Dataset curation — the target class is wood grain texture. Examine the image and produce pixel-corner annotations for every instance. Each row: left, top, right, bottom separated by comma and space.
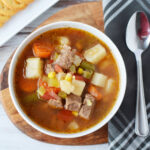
0, 1, 108, 145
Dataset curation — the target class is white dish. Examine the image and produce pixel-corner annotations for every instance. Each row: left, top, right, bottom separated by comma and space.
0, 0, 58, 46
8, 21, 127, 138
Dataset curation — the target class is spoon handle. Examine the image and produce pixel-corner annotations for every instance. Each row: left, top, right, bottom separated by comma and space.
135, 52, 149, 136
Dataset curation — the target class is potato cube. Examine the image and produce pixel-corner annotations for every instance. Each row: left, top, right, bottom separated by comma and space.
60, 80, 74, 94
105, 79, 115, 93
68, 121, 79, 130
84, 44, 107, 64
91, 72, 107, 87
74, 55, 82, 66
58, 36, 70, 45
57, 72, 66, 81
26, 58, 43, 79
72, 79, 86, 96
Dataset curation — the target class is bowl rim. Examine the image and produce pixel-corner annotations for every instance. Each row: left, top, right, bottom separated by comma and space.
8, 21, 127, 138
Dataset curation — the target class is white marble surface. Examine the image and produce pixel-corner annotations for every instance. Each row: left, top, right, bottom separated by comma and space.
0, 0, 108, 149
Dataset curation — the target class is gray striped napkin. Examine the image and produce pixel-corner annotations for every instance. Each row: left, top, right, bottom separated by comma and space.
102, 0, 150, 149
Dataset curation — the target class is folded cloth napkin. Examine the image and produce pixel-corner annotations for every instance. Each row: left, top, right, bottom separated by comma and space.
102, 0, 150, 149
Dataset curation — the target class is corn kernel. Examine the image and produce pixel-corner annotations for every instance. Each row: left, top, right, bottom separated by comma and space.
77, 68, 83, 74
72, 111, 78, 116
48, 72, 56, 79
65, 73, 72, 82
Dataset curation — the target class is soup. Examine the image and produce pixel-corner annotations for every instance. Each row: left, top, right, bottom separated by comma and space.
14, 28, 119, 133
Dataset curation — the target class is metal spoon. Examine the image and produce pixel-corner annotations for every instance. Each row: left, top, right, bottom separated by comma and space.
126, 11, 150, 136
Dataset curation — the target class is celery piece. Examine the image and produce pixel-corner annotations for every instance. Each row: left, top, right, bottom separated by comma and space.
83, 70, 93, 79
48, 78, 60, 88
23, 92, 38, 104
70, 65, 76, 73
58, 91, 67, 99
37, 86, 46, 96
80, 61, 95, 71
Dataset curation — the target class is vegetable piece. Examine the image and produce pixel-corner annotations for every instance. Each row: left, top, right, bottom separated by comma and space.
38, 78, 48, 88
48, 71, 56, 79
83, 70, 93, 79
68, 121, 79, 130
57, 72, 66, 80
58, 91, 67, 99
65, 73, 72, 82
54, 64, 63, 73
39, 78, 60, 93
77, 68, 83, 75
26, 58, 43, 79
74, 55, 82, 66
105, 79, 115, 93
19, 78, 37, 93
41, 91, 53, 100
84, 44, 107, 64
53, 52, 59, 61
37, 86, 46, 96
47, 87, 60, 94
60, 80, 74, 94
98, 59, 111, 71
88, 85, 102, 100
75, 41, 83, 51
41, 89, 60, 100
23, 92, 38, 104
70, 65, 76, 73
57, 109, 73, 122
58, 36, 70, 46
72, 111, 78, 117
47, 78, 60, 88
80, 61, 95, 71
33, 42, 53, 58
72, 79, 86, 96
74, 75, 85, 81
41, 75, 59, 88
91, 72, 107, 87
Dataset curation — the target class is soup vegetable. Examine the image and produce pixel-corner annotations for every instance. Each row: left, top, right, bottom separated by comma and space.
14, 28, 119, 133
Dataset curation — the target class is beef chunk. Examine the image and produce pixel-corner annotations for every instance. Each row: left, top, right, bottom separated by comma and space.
55, 45, 76, 69
79, 94, 95, 120
45, 60, 54, 75
65, 94, 82, 112
48, 97, 63, 109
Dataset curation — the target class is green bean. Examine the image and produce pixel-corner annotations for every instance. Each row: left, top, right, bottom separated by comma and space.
80, 61, 95, 71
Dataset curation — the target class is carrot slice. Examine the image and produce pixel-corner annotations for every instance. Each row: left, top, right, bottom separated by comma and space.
74, 75, 85, 81
54, 64, 63, 73
19, 77, 37, 93
33, 42, 53, 58
88, 85, 102, 100
74, 74, 88, 82
47, 87, 60, 94
57, 109, 73, 122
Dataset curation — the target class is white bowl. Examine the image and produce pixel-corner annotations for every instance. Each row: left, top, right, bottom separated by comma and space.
9, 21, 127, 138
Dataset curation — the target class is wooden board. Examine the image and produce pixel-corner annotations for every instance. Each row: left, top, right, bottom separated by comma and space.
0, 1, 107, 145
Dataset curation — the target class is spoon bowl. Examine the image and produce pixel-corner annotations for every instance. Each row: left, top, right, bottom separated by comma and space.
126, 11, 150, 52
